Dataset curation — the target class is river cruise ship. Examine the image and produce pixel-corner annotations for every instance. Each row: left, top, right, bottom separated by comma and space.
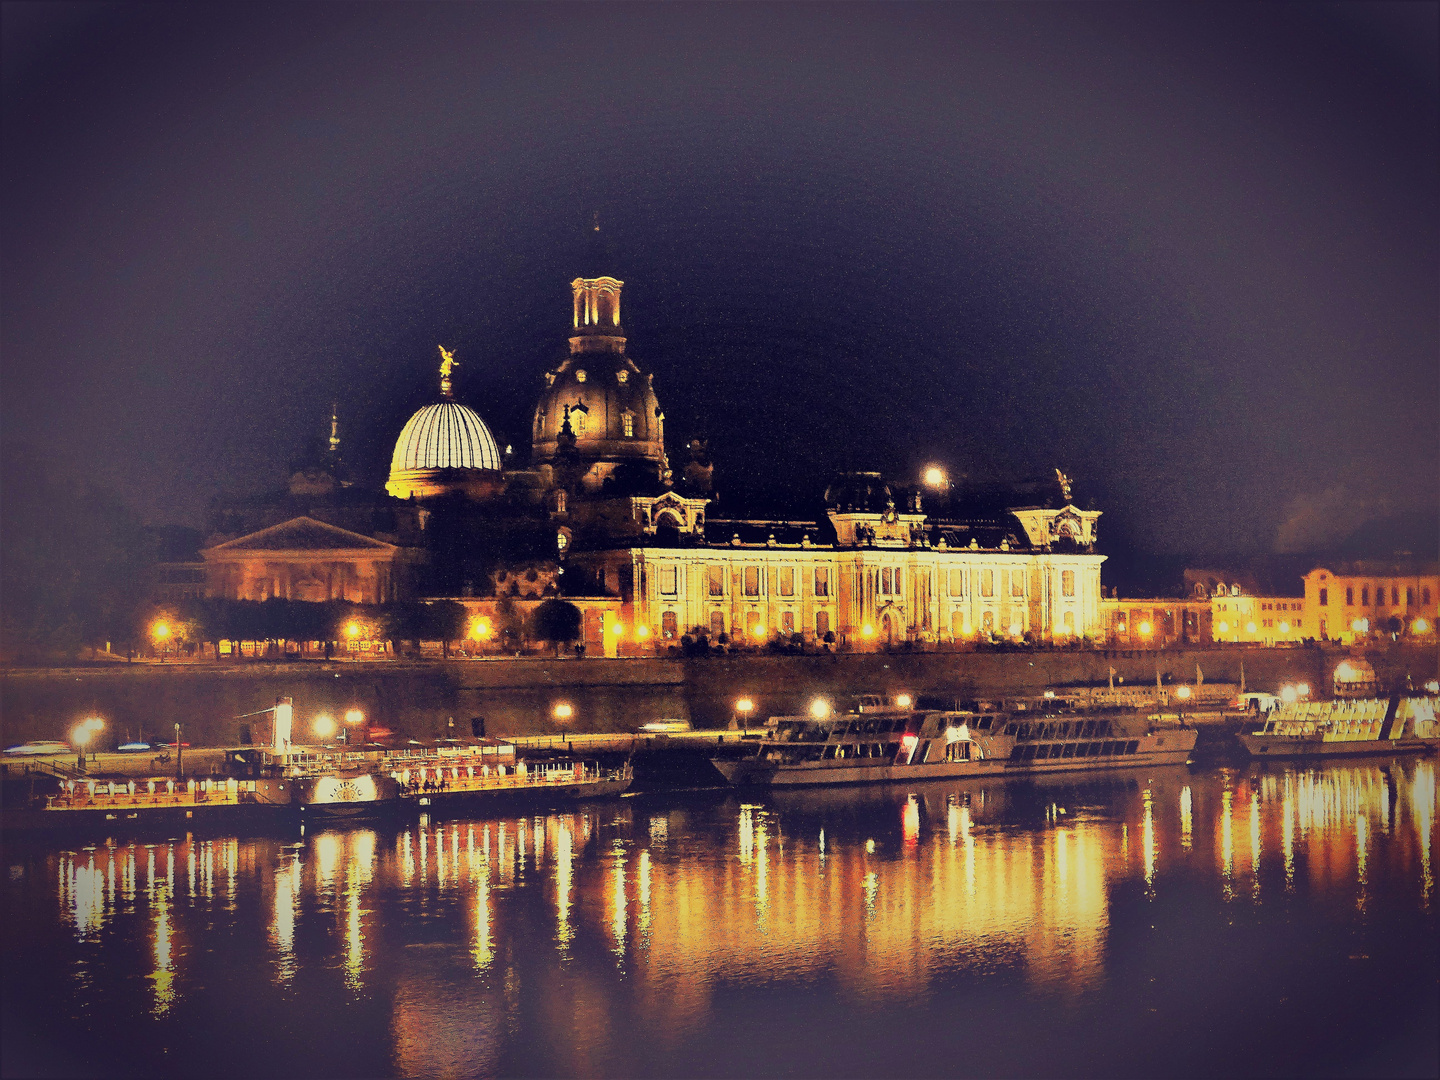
712, 697, 1196, 788
1238, 695, 1439, 759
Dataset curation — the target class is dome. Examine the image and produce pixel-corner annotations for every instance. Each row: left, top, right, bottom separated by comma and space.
386, 400, 503, 500
532, 353, 665, 475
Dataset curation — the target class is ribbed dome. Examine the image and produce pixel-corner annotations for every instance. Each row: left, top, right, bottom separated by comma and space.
391, 401, 502, 474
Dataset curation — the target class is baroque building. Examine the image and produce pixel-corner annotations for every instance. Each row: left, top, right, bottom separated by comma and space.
196, 228, 1111, 651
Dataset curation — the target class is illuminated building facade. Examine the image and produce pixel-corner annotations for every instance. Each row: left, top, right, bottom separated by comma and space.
1303, 563, 1439, 644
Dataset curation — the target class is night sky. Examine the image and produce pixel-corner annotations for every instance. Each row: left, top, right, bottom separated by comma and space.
3, 3, 1436, 558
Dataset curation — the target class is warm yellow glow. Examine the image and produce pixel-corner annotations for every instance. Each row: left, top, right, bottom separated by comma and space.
553, 703, 574, 721
1336, 662, 1355, 680
1245, 621, 1257, 634
1176, 686, 1192, 700
71, 725, 93, 747
636, 625, 650, 640
861, 623, 875, 638
736, 698, 754, 714
1280, 685, 1298, 704
609, 622, 625, 636
1351, 618, 1368, 633
809, 698, 830, 720
152, 621, 170, 641
1138, 620, 1152, 636
1278, 621, 1290, 633
923, 466, 946, 488
1217, 621, 1229, 634
1414, 618, 1432, 634
313, 714, 336, 739
1297, 682, 1310, 697
344, 709, 364, 726
345, 622, 361, 639
895, 693, 913, 709
469, 617, 492, 640
1008, 623, 1022, 637
82, 716, 104, 732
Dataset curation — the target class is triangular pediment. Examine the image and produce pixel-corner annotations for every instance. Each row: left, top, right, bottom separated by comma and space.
203, 516, 397, 555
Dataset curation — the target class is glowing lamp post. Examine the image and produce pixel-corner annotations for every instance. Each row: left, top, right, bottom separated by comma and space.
922, 466, 947, 490
809, 698, 830, 720
895, 693, 913, 709
1413, 618, 1431, 635
469, 617, 492, 642
313, 714, 336, 741
553, 702, 573, 736
735, 697, 754, 732
1175, 685, 1192, 701
152, 620, 171, 662
71, 724, 92, 771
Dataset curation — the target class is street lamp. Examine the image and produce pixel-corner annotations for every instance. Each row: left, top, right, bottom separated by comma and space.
861, 623, 875, 640
1414, 618, 1431, 634
152, 620, 171, 662
174, 722, 183, 781
313, 714, 336, 740
469, 617, 492, 641
809, 698, 830, 720
735, 697, 754, 731
895, 693, 913, 709
1175, 685, 1192, 701
923, 466, 947, 490
71, 724, 92, 771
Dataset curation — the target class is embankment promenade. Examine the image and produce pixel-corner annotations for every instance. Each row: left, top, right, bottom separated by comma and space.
3, 644, 1434, 746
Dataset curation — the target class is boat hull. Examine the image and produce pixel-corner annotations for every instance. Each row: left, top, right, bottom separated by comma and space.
1237, 734, 1437, 759
713, 746, 1193, 787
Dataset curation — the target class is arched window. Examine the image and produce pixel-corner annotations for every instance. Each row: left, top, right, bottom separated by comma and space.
661, 611, 678, 639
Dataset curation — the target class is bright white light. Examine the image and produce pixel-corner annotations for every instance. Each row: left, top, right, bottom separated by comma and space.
553, 703, 574, 721
735, 698, 754, 714
861, 623, 875, 638
1245, 621, 1257, 634
1414, 618, 1431, 634
312, 715, 336, 739
1176, 686, 1192, 700
1280, 685, 1297, 703
1278, 621, 1290, 633
923, 466, 947, 489
809, 698, 830, 720
895, 694, 913, 709
1296, 683, 1310, 697
1217, 621, 1229, 634
344, 709, 364, 726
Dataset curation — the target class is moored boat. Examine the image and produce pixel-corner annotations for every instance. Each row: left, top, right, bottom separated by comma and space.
1238, 695, 1439, 759
712, 697, 1196, 787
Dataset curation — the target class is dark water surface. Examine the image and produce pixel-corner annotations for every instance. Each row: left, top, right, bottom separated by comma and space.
3, 760, 1436, 1078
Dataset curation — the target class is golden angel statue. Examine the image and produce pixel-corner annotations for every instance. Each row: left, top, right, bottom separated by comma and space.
1055, 469, 1073, 503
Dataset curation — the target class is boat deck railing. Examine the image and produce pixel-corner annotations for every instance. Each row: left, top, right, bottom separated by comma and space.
44, 778, 256, 812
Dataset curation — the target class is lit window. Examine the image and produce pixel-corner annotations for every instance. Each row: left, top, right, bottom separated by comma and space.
816, 610, 830, 636
623, 412, 634, 437
949, 568, 965, 596
781, 610, 795, 634
660, 566, 677, 596
1319, 588, 1328, 606
743, 567, 761, 597
1011, 571, 1024, 598
661, 611, 678, 639
617, 370, 628, 384
814, 567, 829, 597
710, 610, 724, 637
981, 570, 994, 598
778, 567, 795, 597
1062, 570, 1075, 597
707, 565, 725, 597
575, 369, 587, 383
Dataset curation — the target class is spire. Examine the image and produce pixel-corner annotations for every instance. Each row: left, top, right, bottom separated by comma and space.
328, 403, 341, 456
438, 345, 458, 398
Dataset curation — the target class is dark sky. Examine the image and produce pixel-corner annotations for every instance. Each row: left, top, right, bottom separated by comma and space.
3, 2, 1436, 556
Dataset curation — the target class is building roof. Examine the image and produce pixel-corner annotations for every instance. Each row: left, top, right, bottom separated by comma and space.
390, 400, 502, 474
203, 516, 398, 555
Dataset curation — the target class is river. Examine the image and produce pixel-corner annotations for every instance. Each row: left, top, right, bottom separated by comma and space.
3, 758, 1436, 1077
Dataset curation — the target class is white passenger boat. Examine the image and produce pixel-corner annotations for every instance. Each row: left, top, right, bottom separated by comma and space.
712, 698, 1196, 787
1238, 695, 1439, 759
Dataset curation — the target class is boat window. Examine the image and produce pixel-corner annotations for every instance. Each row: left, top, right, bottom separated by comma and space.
1062, 743, 1077, 758
1010, 745, 1026, 760
1033, 744, 1050, 759
975, 717, 991, 730
1125, 741, 1140, 754
1004, 723, 1018, 736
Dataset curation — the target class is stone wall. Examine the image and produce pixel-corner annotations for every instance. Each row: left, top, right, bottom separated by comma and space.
2, 644, 1433, 746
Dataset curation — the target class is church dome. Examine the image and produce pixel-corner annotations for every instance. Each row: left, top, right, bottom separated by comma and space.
532, 353, 665, 470
391, 401, 502, 473
386, 352, 505, 500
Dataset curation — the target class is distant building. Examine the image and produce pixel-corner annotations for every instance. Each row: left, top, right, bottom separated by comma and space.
1303, 562, 1438, 644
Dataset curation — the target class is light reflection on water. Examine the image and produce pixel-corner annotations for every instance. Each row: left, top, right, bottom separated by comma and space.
4, 759, 1437, 1078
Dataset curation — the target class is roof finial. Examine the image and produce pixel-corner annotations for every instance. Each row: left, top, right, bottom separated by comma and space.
1055, 468, 1073, 503
328, 402, 340, 455
438, 345, 458, 398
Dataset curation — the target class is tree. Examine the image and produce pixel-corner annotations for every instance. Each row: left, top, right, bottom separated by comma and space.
530, 599, 582, 655
420, 600, 468, 658
494, 594, 523, 653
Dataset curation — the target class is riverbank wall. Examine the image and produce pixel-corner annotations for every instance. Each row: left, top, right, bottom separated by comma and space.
3, 644, 1434, 745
